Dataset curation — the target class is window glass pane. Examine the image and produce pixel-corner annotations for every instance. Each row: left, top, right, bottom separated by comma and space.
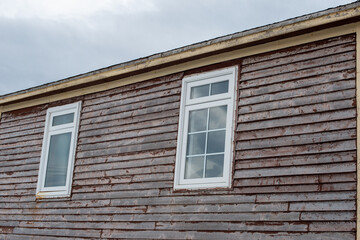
188, 109, 207, 133
209, 105, 227, 130
44, 132, 72, 187
207, 130, 225, 153
205, 154, 224, 178
187, 133, 206, 155
52, 113, 74, 126
211, 80, 229, 95
190, 84, 209, 99
185, 156, 204, 179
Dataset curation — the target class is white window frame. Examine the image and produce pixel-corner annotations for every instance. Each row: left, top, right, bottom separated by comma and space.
174, 66, 237, 190
36, 101, 82, 198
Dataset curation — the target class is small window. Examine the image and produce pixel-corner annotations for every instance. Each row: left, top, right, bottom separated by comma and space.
174, 67, 237, 190
36, 102, 81, 198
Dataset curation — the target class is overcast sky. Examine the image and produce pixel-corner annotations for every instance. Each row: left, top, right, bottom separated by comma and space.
0, 0, 356, 96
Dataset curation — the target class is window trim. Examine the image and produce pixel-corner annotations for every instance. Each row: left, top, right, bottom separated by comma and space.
36, 101, 81, 198
174, 66, 237, 190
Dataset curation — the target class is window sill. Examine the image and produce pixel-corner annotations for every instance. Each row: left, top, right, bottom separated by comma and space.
36, 191, 71, 200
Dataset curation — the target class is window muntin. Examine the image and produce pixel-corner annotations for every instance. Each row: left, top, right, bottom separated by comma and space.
36, 101, 81, 198
174, 67, 237, 190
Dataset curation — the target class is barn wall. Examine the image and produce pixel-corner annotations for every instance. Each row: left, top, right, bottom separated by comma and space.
0, 34, 356, 239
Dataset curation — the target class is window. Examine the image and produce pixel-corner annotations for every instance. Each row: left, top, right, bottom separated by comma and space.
174, 67, 237, 190
36, 102, 81, 198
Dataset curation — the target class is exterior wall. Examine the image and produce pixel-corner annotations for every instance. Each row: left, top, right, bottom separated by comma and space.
0, 34, 356, 239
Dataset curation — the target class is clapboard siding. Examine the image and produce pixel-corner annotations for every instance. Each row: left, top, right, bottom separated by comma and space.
234, 34, 356, 239
0, 34, 356, 239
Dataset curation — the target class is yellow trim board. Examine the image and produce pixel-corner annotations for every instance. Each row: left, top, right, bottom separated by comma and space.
356, 24, 360, 240
1, 22, 357, 113
1, 5, 360, 106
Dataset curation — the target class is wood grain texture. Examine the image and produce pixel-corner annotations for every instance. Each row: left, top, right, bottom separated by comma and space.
0, 35, 356, 239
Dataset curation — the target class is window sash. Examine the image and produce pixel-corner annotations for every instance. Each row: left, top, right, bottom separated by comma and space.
179, 99, 234, 186
174, 67, 237, 190
41, 128, 75, 192
36, 101, 81, 198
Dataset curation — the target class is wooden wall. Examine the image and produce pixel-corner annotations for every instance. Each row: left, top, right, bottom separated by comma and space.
0, 34, 356, 239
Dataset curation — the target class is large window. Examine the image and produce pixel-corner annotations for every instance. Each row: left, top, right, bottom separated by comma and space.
174, 67, 237, 190
36, 102, 81, 198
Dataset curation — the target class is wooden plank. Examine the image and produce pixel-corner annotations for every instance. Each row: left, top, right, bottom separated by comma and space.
242, 35, 355, 65
239, 98, 355, 123
0, 133, 43, 145
0, 139, 42, 152
78, 123, 178, 146
0, 121, 44, 135
0, 169, 39, 179
155, 221, 308, 232
240, 60, 355, 89
235, 173, 356, 187
234, 183, 355, 194
0, 163, 39, 174
81, 101, 180, 125
0, 182, 35, 191
72, 181, 173, 193
0, 127, 43, 141
0, 108, 46, 124
76, 140, 177, 159
78, 131, 177, 151
71, 189, 160, 200
110, 194, 255, 207
12, 227, 101, 238
0, 114, 45, 131
79, 116, 179, 139
239, 80, 355, 107
75, 148, 175, 166
239, 89, 354, 116
237, 119, 355, 141
73, 164, 173, 180
234, 175, 320, 187
146, 203, 288, 213
79, 108, 179, 132
300, 211, 355, 221
239, 69, 355, 98
235, 151, 356, 169
74, 155, 174, 173
0, 234, 87, 240
241, 51, 355, 81
241, 40, 355, 73
309, 221, 355, 231
289, 200, 355, 211
237, 109, 356, 132
256, 191, 356, 203
82, 72, 183, 102
0, 157, 39, 168
0, 176, 37, 186
0, 199, 111, 209
234, 162, 355, 178
236, 129, 356, 150
0, 145, 42, 157
82, 84, 181, 113
17, 221, 155, 231
0, 150, 40, 161
81, 95, 180, 119
236, 140, 356, 160
100, 230, 355, 240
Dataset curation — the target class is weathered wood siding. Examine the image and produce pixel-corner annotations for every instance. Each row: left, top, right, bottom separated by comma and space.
0, 34, 356, 239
